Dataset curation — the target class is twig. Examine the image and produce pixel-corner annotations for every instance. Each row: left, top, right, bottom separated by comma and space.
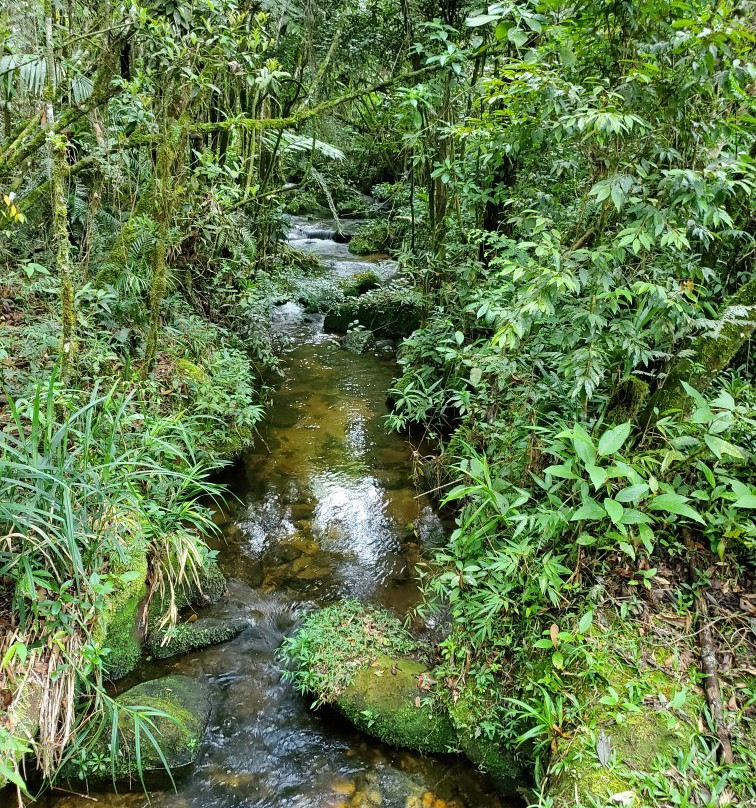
683, 528, 734, 764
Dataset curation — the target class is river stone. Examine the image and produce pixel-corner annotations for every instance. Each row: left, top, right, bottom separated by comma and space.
448, 689, 523, 797
335, 654, 457, 753
324, 299, 421, 339
343, 329, 375, 354
64, 676, 210, 784
147, 617, 248, 660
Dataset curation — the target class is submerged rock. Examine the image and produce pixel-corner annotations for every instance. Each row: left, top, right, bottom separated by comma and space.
65, 676, 210, 784
335, 654, 457, 753
147, 617, 248, 660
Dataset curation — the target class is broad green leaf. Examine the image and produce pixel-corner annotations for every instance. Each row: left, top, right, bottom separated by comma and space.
647, 493, 705, 524
615, 483, 648, 503
704, 434, 746, 460
578, 611, 594, 634
571, 499, 606, 521
586, 464, 608, 489
603, 498, 624, 524
466, 13, 499, 26
508, 27, 529, 47
733, 493, 756, 509
544, 463, 578, 480
598, 423, 632, 457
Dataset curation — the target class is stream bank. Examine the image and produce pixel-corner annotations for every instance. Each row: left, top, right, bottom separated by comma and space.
11, 219, 516, 808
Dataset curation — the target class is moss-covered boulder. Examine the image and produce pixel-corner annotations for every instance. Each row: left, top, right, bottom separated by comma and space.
348, 220, 393, 255
96, 539, 149, 680
447, 686, 524, 797
147, 617, 247, 660
546, 648, 702, 807
343, 329, 375, 354
280, 601, 456, 754
324, 297, 421, 339
147, 557, 227, 630
336, 654, 457, 753
341, 271, 381, 297
67, 676, 210, 784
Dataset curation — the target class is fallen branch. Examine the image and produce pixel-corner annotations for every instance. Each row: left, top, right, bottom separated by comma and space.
684, 528, 734, 764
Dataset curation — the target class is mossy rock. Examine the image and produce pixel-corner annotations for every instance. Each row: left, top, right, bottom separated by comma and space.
65, 676, 210, 785
324, 299, 421, 339
447, 687, 523, 797
147, 617, 248, 660
348, 220, 393, 255
147, 557, 227, 629
335, 654, 457, 753
546, 652, 702, 807
343, 329, 375, 354
96, 539, 149, 680
341, 271, 380, 298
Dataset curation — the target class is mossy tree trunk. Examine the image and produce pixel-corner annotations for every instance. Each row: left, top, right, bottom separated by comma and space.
640, 274, 756, 427
142, 127, 180, 376
44, 0, 77, 374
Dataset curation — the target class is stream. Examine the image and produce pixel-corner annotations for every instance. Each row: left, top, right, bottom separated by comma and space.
35, 219, 512, 808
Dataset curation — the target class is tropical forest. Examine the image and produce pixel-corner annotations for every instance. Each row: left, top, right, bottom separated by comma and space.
0, 1, 754, 806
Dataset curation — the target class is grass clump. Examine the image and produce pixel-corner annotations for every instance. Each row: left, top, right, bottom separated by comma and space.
280, 600, 421, 706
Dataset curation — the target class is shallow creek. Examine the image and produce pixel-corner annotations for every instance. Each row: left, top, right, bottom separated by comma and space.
38, 219, 513, 808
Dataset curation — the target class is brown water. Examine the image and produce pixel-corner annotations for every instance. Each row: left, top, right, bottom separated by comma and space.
18, 220, 512, 808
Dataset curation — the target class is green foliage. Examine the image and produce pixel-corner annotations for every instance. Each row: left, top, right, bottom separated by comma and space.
279, 600, 421, 706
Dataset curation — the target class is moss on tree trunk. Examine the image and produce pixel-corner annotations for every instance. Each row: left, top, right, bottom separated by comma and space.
640, 274, 756, 427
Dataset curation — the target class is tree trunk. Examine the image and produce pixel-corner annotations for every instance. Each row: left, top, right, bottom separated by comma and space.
640, 274, 756, 427
44, 0, 76, 374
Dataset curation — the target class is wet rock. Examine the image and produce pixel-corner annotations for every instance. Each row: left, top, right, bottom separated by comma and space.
343, 329, 375, 354
64, 676, 210, 784
373, 339, 396, 358
96, 538, 148, 680
147, 617, 248, 660
341, 271, 381, 297
324, 299, 421, 340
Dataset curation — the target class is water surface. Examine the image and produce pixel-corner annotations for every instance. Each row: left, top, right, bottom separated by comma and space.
21, 221, 512, 808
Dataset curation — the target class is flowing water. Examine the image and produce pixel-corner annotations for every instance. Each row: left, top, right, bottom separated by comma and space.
27, 218, 513, 808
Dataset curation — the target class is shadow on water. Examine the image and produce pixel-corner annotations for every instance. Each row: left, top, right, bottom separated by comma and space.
20, 219, 517, 808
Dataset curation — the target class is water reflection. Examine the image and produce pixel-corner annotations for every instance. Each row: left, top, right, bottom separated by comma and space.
15, 221, 513, 808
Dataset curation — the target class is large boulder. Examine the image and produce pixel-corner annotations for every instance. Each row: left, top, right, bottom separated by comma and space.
447, 686, 524, 797
324, 298, 421, 339
335, 654, 457, 753
281, 601, 456, 754
66, 676, 210, 784
96, 539, 149, 680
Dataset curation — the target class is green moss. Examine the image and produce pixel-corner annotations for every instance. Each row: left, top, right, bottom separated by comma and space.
336, 655, 458, 753
147, 557, 227, 628
96, 539, 149, 680
65, 676, 210, 784
147, 617, 247, 660
348, 220, 393, 255
447, 686, 523, 797
606, 376, 649, 425
547, 649, 701, 807
324, 298, 421, 339
641, 274, 756, 425
343, 329, 375, 354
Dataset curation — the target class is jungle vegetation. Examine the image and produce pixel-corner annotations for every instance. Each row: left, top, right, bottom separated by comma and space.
0, 0, 754, 805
